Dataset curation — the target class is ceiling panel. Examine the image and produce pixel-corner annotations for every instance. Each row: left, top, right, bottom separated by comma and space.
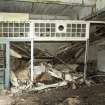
0, 1, 32, 13
0, 1, 92, 18
32, 3, 68, 15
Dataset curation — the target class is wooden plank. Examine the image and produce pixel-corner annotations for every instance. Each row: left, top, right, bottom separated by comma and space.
10, 49, 22, 58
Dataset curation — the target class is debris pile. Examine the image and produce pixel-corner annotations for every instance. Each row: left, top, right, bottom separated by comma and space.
10, 61, 88, 96
9, 42, 95, 96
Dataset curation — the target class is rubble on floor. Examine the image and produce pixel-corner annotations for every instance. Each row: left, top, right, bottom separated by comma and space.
13, 83, 105, 105
9, 42, 96, 96
54, 64, 79, 73
10, 61, 95, 96
57, 97, 80, 105
0, 95, 14, 105
10, 71, 19, 87
34, 63, 82, 82
9, 60, 104, 105
32, 81, 68, 91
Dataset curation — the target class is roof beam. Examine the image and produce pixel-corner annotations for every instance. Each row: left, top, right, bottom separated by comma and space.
29, 14, 74, 20
16, 0, 96, 7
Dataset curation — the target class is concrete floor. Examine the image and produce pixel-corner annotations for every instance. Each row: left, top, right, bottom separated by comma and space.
0, 95, 14, 105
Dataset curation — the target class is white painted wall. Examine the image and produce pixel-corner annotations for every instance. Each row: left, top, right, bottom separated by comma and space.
77, 45, 97, 63
77, 42, 105, 72
97, 45, 105, 72
76, 0, 105, 19
83, 0, 96, 5
78, 7, 92, 19
0, 12, 29, 21
97, 49, 105, 72
96, 0, 105, 11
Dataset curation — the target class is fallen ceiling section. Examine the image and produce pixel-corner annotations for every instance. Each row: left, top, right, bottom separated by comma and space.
10, 41, 86, 94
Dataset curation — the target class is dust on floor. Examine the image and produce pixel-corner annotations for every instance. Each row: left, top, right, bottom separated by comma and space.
0, 95, 14, 105
12, 83, 105, 105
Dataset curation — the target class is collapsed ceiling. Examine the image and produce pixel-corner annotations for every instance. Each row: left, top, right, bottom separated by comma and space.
2, 0, 105, 64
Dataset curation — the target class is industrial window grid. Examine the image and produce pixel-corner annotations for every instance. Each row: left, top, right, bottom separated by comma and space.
0, 44, 6, 68
0, 44, 6, 85
0, 22, 30, 37
34, 23, 87, 38
0, 21, 88, 40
